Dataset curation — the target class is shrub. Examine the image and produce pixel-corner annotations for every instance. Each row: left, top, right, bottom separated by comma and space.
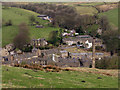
95, 56, 118, 69
22, 46, 33, 52
21, 61, 27, 66
5, 20, 12, 26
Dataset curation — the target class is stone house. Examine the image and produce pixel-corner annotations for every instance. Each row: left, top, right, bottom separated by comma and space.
32, 38, 48, 47
63, 35, 103, 48
2, 48, 9, 56
63, 36, 93, 48
5, 44, 15, 52
94, 38, 103, 46
62, 29, 79, 37
60, 50, 68, 58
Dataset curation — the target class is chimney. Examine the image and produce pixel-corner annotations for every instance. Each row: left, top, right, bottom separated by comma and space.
92, 38, 95, 68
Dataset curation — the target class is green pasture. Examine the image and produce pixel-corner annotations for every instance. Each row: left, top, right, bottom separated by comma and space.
2, 65, 118, 88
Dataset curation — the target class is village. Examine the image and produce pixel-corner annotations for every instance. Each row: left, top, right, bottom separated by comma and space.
1, 2, 119, 88
1, 14, 110, 68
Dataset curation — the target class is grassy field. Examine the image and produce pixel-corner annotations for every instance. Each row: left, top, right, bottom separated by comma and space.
75, 6, 98, 15
2, 26, 59, 46
2, 7, 47, 25
2, 65, 118, 88
77, 2, 105, 6
2, 7, 59, 47
99, 8, 118, 28
47, 2, 98, 15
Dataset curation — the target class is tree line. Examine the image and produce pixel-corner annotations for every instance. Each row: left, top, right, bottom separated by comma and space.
11, 3, 97, 31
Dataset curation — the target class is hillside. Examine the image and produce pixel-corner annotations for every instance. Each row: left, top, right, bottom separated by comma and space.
75, 6, 98, 15
2, 3, 118, 47
2, 65, 118, 88
99, 8, 118, 28
2, 7, 59, 47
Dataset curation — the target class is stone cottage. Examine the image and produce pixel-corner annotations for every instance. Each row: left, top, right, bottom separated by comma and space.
32, 38, 48, 47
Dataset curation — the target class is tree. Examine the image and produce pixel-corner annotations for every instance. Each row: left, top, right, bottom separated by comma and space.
101, 30, 119, 56
13, 23, 30, 50
99, 16, 111, 32
5, 20, 12, 26
58, 28, 63, 45
49, 31, 59, 46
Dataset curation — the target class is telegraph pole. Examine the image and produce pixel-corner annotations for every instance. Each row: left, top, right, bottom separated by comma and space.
92, 38, 95, 68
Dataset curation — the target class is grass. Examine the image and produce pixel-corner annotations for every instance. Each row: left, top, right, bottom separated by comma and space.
75, 6, 98, 15
99, 8, 118, 28
2, 7, 59, 47
2, 7, 47, 25
47, 2, 98, 15
2, 26, 59, 46
2, 65, 118, 88
78, 2, 105, 6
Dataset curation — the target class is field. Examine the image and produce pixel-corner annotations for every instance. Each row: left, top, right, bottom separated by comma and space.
2, 7, 47, 25
2, 7, 59, 47
99, 8, 118, 28
49, 2, 99, 15
75, 6, 98, 15
77, 2, 105, 6
2, 65, 118, 88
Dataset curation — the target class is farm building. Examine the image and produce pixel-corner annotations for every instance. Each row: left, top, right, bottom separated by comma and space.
62, 29, 79, 37
37, 15, 52, 22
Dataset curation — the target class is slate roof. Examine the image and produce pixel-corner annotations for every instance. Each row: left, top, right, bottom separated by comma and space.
63, 37, 93, 43
37, 15, 47, 17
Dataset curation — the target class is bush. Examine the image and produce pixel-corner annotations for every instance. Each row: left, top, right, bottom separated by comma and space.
95, 56, 118, 69
22, 46, 33, 52
39, 46, 45, 50
21, 61, 27, 66
5, 20, 12, 26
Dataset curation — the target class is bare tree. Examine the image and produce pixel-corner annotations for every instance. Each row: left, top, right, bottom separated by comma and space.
99, 16, 111, 32
13, 23, 30, 50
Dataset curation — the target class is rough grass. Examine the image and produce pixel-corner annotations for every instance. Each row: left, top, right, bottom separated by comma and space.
2, 65, 118, 88
75, 6, 98, 15
2, 7, 59, 47
99, 8, 118, 28
78, 2, 105, 6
